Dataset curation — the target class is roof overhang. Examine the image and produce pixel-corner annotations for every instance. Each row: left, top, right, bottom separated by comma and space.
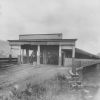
8, 39, 77, 46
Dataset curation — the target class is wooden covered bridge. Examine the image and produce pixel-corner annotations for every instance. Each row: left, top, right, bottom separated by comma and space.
8, 33, 100, 78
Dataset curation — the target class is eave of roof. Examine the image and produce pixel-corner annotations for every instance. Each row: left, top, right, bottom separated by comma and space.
8, 39, 77, 42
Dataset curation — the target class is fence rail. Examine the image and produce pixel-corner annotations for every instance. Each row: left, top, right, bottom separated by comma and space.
0, 58, 18, 67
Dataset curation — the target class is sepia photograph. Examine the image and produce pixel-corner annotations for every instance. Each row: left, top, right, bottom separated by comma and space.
0, 0, 100, 100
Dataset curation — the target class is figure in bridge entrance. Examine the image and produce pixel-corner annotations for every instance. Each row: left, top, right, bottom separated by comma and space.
29, 51, 37, 65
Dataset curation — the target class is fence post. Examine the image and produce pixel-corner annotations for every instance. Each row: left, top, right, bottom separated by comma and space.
9, 54, 12, 63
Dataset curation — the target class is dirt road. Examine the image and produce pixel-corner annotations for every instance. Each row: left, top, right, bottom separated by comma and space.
0, 64, 70, 91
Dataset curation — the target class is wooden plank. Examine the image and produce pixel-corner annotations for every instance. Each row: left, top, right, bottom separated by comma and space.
19, 33, 62, 40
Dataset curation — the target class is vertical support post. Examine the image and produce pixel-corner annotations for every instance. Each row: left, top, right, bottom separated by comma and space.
26, 49, 29, 63
63, 52, 65, 66
18, 46, 21, 64
43, 49, 47, 64
20, 47, 24, 64
37, 45, 40, 65
59, 45, 62, 66
22, 49, 24, 64
72, 46, 76, 74
72, 46, 75, 58
9, 46, 12, 63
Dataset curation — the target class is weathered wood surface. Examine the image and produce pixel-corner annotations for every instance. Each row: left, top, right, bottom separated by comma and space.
75, 59, 100, 70
0, 58, 18, 68
64, 58, 100, 70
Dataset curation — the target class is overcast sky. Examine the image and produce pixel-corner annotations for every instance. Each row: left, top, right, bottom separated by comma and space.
0, 0, 100, 54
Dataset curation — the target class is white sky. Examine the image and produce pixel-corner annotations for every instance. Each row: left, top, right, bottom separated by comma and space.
0, 0, 100, 54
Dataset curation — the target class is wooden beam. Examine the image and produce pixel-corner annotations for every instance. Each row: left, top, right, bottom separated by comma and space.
59, 45, 62, 66
37, 45, 40, 65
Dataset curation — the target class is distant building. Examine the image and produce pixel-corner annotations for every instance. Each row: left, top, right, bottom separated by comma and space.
8, 33, 99, 66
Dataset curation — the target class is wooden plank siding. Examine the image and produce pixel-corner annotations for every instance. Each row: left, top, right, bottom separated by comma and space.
19, 33, 63, 40
76, 59, 100, 70
64, 58, 100, 70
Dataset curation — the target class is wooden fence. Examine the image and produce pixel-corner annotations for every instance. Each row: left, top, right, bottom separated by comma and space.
0, 58, 18, 67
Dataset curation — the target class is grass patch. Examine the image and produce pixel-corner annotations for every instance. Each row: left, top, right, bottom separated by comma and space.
0, 72, 74, 100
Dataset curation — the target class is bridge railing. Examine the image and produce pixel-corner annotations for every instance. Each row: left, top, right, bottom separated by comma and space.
74, 59, 100, 70
64, 58, 100, 69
